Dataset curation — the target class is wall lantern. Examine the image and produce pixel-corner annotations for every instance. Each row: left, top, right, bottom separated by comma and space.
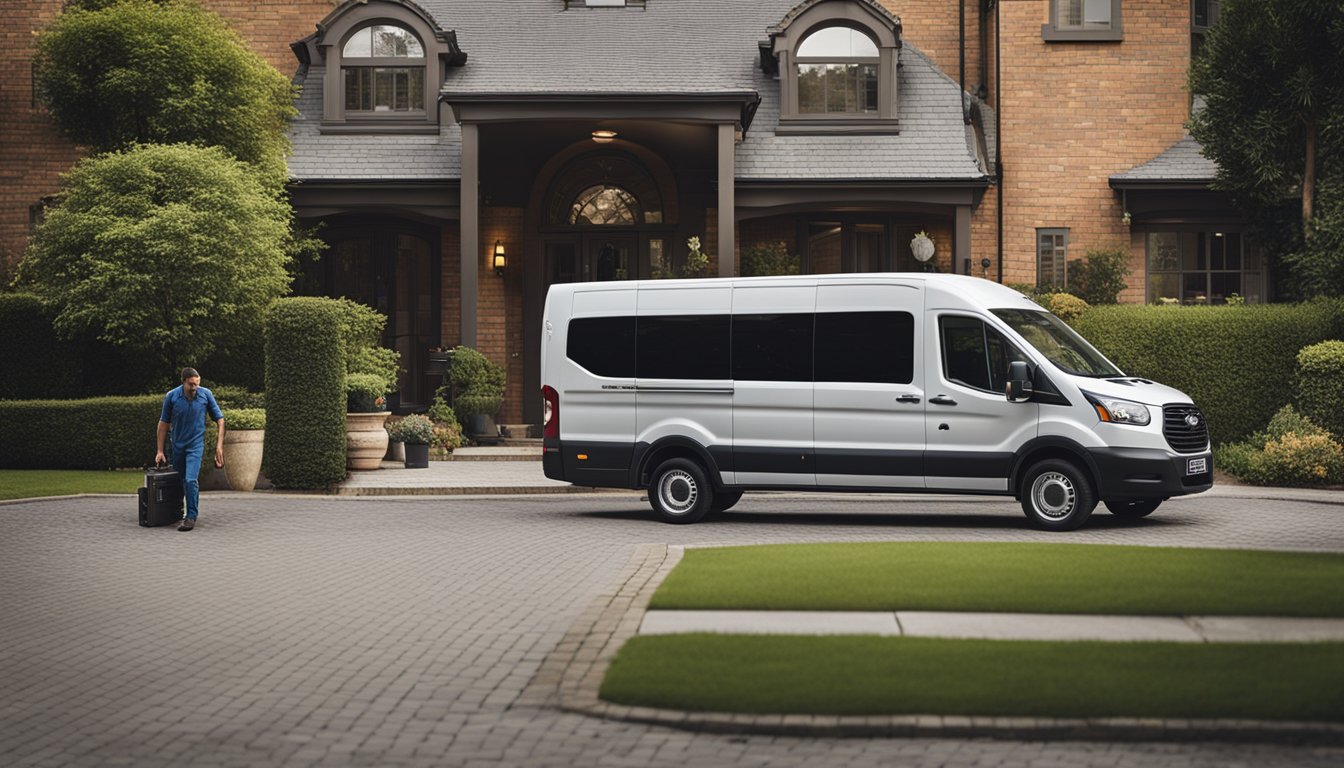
591, 129, 618, 144
492, 240, 506, 276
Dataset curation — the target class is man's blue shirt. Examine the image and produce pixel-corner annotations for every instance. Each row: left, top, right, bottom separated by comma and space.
160, 385, 224, 452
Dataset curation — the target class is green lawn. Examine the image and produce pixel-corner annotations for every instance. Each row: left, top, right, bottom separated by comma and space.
601, 635, 1344, 721
0, 469, 141, 500
650, 542, 1344, 617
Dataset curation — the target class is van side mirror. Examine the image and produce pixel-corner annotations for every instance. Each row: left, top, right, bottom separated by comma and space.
1006, 360, 1034, 403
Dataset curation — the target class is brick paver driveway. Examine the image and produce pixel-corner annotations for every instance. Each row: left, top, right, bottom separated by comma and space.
2, 491, 1342, 767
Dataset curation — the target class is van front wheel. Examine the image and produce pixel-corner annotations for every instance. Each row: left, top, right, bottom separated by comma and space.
1020, 459, 1096, 531
649, 458, 713, 524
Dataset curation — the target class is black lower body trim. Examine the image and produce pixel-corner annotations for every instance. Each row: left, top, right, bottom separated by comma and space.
1087, 447, 1213, 501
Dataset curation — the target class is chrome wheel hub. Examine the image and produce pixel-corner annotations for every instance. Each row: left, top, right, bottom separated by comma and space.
658, 470, 698, 515
1031, 471, 1076, 520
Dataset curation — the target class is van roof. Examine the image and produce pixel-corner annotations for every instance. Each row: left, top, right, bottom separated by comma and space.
547, 273, 1036, 310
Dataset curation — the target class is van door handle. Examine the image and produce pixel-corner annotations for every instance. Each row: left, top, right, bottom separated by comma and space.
895, 394, 921, 403
929, 395, 958, 406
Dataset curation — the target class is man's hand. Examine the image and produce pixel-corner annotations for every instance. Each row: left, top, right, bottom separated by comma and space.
215, 446, 225, 469
154, 451, 165, 467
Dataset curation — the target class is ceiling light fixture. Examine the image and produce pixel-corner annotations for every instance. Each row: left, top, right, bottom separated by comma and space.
591, 129, 618, 143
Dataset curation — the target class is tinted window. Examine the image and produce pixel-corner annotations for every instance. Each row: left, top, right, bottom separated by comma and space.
815, 311, 914, 384
941, 315, 1030, 392
732, 314, 813, 382
637, 315, 730, 380
567, 316, 635, 377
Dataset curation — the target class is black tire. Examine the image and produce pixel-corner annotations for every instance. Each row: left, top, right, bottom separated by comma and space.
648, 458, 714, 524
1105, 499, 1162, 518
1019, 458, 1097, 531
710, 490, 744, 514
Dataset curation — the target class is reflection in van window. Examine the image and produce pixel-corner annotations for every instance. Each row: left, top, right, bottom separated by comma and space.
637, 315, 730, 380
991, 309, 1120, 377
815, 312, 914, 384
733, 314, 813, 382
940, 315, 1030, 392
567, 316, 636, 377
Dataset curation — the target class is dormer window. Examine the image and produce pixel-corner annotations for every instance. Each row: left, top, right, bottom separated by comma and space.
766, 0, 901, 135
796, 26, 879, 114
342, 24, 426, 113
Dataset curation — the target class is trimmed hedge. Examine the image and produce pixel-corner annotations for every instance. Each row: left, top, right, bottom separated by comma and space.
0, 395, 161, 469
262, 298, 346, 489
1071, 302, 1344, 445
1297, 341, 1344, 439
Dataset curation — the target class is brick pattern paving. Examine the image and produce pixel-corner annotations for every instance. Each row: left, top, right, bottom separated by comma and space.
1, 492, 1342, 767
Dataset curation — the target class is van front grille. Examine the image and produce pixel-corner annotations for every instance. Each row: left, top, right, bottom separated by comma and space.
1163, 405, 1209, 453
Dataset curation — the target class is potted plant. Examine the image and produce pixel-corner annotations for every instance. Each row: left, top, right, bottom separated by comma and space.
345, 372, 390, 470
427, 396, 464, 459
446, 346, 506, 440
221, 407, 266, 491
388, 413, 434, 468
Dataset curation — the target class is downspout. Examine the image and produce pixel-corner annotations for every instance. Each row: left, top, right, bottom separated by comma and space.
978, 0, 989, 98
959, 0, 966, 95
995, 0, 1003, 284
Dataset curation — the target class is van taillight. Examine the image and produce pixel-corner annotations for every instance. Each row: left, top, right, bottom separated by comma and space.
542, 385, 559, 439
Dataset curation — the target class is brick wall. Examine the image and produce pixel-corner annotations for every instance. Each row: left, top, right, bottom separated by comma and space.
997, 0, 1189, 292
480, 207, 525, 425
882, 0, 988, 98
1, 1, 330, 267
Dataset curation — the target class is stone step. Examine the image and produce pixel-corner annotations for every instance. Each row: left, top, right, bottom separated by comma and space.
449, 446, 543, 462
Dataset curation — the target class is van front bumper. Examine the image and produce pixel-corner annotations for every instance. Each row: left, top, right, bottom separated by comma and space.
1086, 446, 1213, 501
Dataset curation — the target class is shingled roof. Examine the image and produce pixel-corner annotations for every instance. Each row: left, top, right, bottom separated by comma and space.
287, 0, 990, 184
1110, 135, 1218, 186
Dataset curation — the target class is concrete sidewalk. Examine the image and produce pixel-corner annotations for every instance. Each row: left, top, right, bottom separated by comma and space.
638, 609, 1344, 642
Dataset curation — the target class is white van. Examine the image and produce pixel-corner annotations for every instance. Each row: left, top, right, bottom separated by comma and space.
539, 274, 1212, 531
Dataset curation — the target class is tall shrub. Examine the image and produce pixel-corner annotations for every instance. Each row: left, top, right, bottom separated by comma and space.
1071, 301, 1344, 444
263, 298, 346, 489
1297, 340, 1344, 439
1066, 246, 1130, 305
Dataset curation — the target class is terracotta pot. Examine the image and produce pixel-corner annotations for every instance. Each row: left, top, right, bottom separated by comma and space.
223, 429, 265, 491
346, 412, 391, 470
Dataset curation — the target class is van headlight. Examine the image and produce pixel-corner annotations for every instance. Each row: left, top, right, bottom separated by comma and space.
1083, 392, 1151, 426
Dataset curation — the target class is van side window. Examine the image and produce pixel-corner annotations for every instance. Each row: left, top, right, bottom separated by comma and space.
567, 316, 636, 377
638, 315, 730, 379
814, 311, 914, 384
732, 314, 813, 382
940, 315, 1029, 392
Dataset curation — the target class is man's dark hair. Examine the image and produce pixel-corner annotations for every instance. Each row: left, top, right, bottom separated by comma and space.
181, 367, 200, 381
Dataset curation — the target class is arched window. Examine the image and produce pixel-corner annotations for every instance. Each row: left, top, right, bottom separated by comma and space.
796, 26, 879, 114
571, 185, 641, 225
342, 24, 426, 113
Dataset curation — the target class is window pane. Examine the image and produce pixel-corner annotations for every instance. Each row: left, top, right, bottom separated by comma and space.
1147, 232, 1180, 272
862, 64, 878, 111
985, 327, 1030, 392
798, 64, 826, 113
571, 185, 640, 225
637, 315, 730, 380
568, 317, 636, 377
343, 28, 371, 58
1149, 273, 1179, 304
941, 315, 992, 391
815, 311, 914, 384
1223, 232, 1242, 270
1083, 0, 1112, 26
1183, 273, 1208, 303
798, 26, 879, 58
732, 314, 813, 382
1210, 273, 1241, 304
370, 25, 424, 58
1037, 230, 1066, 289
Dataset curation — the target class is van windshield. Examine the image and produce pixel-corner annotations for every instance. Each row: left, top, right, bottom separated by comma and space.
990, 309, 1122, 377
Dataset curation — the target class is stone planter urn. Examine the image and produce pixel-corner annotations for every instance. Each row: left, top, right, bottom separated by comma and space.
346, 412, 391, 470
223, 429, 265, 491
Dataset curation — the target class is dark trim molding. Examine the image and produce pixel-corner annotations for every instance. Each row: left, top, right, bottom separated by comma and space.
441, 91, 763, 131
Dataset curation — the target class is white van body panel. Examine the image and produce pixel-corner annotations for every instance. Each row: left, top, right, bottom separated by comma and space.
561, 287, 636, 446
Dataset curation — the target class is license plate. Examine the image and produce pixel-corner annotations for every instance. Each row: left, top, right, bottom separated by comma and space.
1187, 457, 1208, 475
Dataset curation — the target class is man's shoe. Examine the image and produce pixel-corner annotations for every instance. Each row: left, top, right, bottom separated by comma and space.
178, 517, 195, 532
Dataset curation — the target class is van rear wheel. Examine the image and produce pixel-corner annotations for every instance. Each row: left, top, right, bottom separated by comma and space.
1020, 459, 1096, 531
1105, 499, 1162, 518
649, 458, 713, 524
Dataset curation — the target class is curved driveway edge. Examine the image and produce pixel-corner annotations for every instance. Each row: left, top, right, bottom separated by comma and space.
547, 544, 1344, 745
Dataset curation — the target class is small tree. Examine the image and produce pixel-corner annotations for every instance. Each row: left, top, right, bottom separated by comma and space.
1066, 246, 1130, 305
17, 143, 310, 373
33, 0, 297, 188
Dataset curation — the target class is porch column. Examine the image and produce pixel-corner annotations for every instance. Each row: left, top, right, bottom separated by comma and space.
955, 203, 972, 276
717, 123, 736, 278
460, 122, 479, 347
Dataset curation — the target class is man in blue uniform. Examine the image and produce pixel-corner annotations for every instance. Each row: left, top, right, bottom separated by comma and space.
155, 368, 225, 532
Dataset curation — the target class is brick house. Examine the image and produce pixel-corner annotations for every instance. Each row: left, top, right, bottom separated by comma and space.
4, 0, 1253, 427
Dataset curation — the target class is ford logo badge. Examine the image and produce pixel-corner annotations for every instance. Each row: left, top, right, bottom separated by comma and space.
1185, 414, 1200, 428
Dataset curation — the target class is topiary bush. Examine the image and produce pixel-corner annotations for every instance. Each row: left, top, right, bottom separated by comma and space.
263, 298, 346, 489
1066, 246, 1130, 305
1034, 292, 1090, 322
0, 395, 161, 469
1071, 301, 1344, 444
1297, 340, 1344, 439
446, 346, 505, 419
740, 242, 800, 277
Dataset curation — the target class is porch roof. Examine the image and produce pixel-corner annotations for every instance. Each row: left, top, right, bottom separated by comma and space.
1110, 135, 1218, 188
286, 0, 989, 184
